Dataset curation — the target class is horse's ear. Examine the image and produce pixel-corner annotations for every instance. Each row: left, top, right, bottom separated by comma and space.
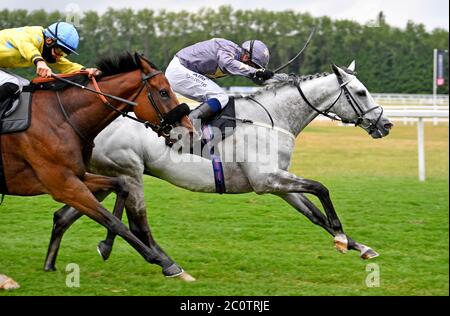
133, 52, 142, 67
331, 64, 341, 77
348, 60, 356, 72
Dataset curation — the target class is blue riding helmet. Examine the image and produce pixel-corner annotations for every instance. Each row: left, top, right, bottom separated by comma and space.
43, 22, 80, 55
241, 40, 270, 69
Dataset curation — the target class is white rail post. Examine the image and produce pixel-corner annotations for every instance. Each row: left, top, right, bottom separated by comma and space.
433, 49, 438, 126
417, 118, 426, 182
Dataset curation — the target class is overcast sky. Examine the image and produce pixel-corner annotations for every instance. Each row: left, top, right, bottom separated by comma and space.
1, 0, 448, 31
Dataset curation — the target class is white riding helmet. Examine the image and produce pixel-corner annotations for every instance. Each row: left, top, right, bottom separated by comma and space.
241, 40, 270, 69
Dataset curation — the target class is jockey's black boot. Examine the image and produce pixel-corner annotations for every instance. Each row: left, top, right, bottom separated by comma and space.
188, 102, 217, 124
0, 83, 20, 103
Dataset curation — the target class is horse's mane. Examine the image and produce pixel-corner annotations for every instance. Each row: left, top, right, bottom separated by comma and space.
237, 72, 332, 99
96, 51, 159, 77
96, 51, 142, 77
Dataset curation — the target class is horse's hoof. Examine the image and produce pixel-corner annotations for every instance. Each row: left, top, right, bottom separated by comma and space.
361, 248, 379, 260
334, 234, 348, 253
177, 271, 196, 282
0, 275, 20, 290
163, 263, 195, 281
97, 241, 112, 261
44, 264, 57, 272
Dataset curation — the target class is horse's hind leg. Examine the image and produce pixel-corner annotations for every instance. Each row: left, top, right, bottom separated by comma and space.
43, 172, 187, 279
45, 205, 82, 271
44, 190, 111, 271
98, 176, 146, 259
45, 173, 128, 271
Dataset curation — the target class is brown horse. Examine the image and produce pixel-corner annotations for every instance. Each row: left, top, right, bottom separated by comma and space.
0, 52, 194, 287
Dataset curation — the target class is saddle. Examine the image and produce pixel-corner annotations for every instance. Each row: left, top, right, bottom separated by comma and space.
203, 96, 236, 140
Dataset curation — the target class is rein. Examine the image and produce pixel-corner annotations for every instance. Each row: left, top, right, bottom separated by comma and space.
55, 91, 96, 148
246, 96, 274, 128
90, 72, 163, 131
222, 72, 383, 139
52, 68, 180, 147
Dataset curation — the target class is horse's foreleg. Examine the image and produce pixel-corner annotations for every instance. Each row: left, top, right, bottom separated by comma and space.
277, 193, 378, 259
246, 168, 345, 233
277, 193, 335, 236
244, 166, 377, 258
96, 177, 195, 281
276, 189, 346, 251
0, 274, 20, 290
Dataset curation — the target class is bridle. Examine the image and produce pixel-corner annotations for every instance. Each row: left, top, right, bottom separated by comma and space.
295, 72, 383, 135
92, 67, 181, 138
130, 69, 170, 131
54, 62, 186, 149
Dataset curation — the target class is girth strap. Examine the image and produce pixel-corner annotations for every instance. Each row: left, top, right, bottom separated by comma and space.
202, 124, 226, 194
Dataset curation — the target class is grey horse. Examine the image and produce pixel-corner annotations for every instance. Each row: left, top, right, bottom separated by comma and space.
44, 62, 393, 281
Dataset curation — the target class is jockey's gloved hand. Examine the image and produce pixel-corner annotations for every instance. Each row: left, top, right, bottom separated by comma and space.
252, 69, 274, 85
255, 69, 274, 80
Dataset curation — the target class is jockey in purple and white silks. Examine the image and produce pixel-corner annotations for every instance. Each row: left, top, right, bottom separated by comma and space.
165, 38, 274, 123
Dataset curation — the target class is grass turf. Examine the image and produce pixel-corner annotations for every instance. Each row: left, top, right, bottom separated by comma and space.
0, 121, 448, 296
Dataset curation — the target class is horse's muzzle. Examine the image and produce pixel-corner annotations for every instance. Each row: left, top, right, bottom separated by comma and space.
371, 119, 394, 139
162, 103, 191, 127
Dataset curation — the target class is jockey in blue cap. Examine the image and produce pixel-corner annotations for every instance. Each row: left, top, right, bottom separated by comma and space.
0, 22, 99, 104
165, 38, 274, 124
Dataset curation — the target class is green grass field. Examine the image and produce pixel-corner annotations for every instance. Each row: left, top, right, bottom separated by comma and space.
0, 121, 448, 296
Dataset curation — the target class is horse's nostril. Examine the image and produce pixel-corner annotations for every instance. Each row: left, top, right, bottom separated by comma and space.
385, 123, 394, 130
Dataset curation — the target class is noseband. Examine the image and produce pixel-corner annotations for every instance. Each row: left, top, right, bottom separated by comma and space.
295, 74, 383, 135
130, 69, 178, 137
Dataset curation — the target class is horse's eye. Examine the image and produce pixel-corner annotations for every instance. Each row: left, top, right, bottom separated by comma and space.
159, 90, 169, 98
357, 90, 367, 97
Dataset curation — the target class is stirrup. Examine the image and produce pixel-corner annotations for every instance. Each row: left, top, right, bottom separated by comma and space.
4, 98, 20, 117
